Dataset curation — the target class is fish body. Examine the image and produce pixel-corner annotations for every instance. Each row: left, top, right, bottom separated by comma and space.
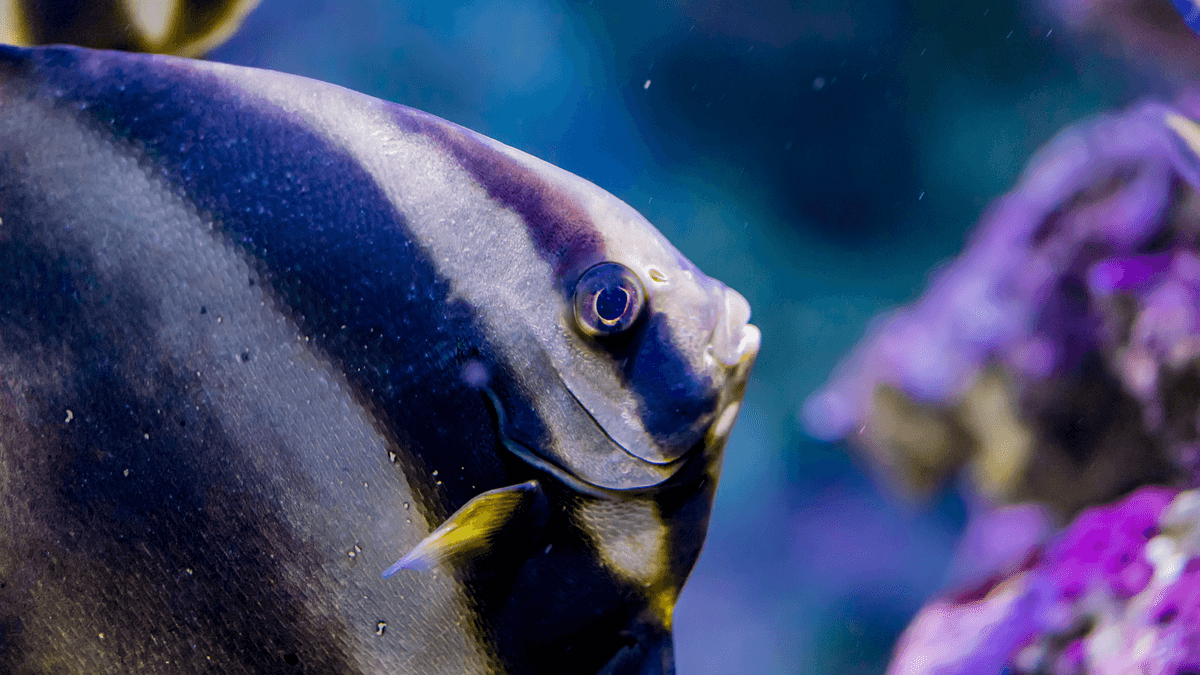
0, 46, 758, 674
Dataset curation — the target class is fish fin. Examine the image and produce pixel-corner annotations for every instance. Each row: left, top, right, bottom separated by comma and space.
383, 480, 544, 578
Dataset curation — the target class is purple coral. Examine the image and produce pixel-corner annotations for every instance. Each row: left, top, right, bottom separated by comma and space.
889, 486, 1196, 675
803, 99, 1200, 512
804, 97, 1200, 673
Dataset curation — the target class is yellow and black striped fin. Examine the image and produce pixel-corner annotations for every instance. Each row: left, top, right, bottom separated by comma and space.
383, 481, 546, 577
0, 0, 261, 56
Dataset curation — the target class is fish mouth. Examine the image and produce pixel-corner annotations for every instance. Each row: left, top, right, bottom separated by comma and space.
708, 286, 761, 369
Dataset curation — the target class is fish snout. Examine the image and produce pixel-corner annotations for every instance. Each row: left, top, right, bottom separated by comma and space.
707, 286, 761, 368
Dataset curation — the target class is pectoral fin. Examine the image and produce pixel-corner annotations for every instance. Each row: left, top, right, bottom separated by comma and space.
383, 480, 546, 578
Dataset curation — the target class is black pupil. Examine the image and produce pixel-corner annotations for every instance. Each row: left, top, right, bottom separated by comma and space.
595, 286, 629, 323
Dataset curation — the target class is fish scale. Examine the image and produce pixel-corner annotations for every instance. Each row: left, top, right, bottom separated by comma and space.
0, 44, 758, 675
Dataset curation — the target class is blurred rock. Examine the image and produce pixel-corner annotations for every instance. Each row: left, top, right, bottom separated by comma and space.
804, 98, 1200, 516
1048, 0, 1200, 83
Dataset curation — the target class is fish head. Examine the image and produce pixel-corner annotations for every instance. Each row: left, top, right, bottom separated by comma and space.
455, 133, 760, 493
378, 107, 761, 672
554, 194, 761, 469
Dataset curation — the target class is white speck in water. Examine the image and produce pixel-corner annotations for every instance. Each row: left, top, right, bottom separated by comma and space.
65, 409, 73, 423
643, 80, 651, 90
144, 433, 150, 440
123, 469, 130, 477
812, 77, 825, 91
1006, 30, 1013, 39
919, 192, 925, 200
1046, 29, 1052, 37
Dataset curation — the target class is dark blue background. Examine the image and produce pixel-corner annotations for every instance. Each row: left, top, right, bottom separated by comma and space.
208, 1, 1141, 672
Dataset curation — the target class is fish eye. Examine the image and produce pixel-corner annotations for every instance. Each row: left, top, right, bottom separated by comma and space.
573, 263, 645, 337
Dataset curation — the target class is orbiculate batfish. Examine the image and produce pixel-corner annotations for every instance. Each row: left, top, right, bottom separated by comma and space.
0, 45, 760, 674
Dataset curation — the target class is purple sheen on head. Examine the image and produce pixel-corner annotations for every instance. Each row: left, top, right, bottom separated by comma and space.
388, 106, 604, 281
1087, 252, 1174, 297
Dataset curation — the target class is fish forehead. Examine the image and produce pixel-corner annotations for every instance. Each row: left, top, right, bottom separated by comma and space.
0, 68, 490, 672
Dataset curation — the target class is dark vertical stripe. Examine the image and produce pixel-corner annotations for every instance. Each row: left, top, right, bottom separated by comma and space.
0, 192, 352, 673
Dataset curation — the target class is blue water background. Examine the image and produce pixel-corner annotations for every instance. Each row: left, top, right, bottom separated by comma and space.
210, 1, 1140, 672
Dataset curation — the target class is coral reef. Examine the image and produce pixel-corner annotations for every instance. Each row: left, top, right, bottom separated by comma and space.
804, 99, 1200, 516
888, 486, 1200, 675
804, 93, 1200, 674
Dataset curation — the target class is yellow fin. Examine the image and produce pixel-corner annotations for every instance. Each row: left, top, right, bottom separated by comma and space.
383, 480, 543, 578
